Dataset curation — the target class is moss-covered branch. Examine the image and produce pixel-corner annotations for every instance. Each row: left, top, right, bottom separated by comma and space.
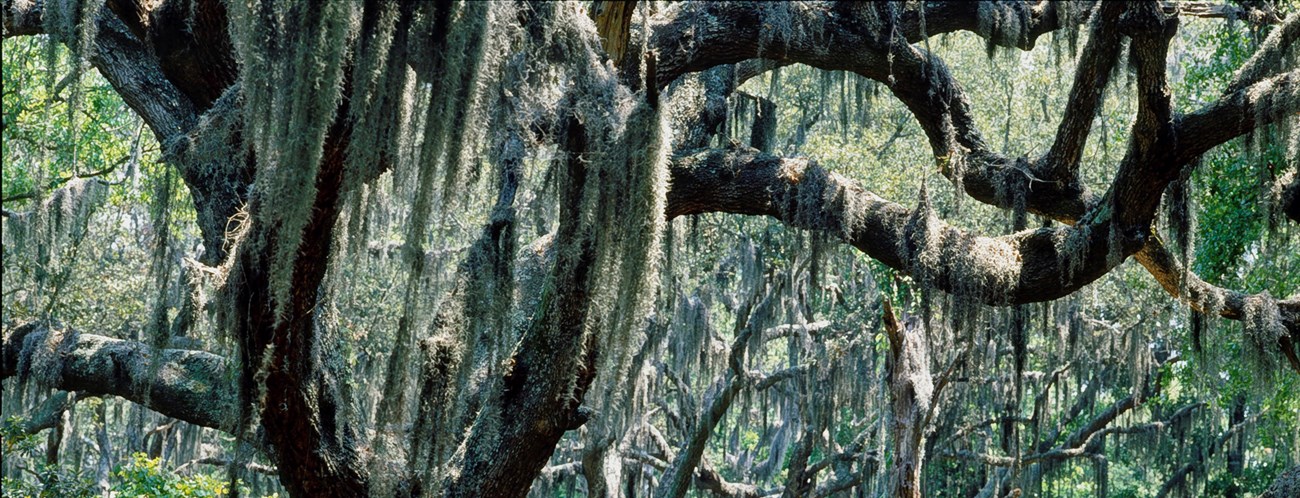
1, 322, 237, 433
1038, 2, 1125, 181
656, 2, 1297, 371
668, 146, 1132, 306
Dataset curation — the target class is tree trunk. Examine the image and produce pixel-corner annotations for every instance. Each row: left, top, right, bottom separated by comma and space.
228, 124, 369, 498
1225, 396, 1246, 498
1261, 465, 1300, 498
883, 301, 931, 498
442, 113, 599, 498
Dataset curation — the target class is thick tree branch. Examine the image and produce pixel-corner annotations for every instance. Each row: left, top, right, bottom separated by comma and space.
693, 465, 761, 498
1039, 2, 1125, 181
1106, 2, 1180, 228
1174, 68, 1300, 167
2, 322, 237, 433
668, 146, 1130, 306
651, 2, 1296, 329
654, 1, 1298, 367
447, 111, 599, 498
896, 1, 1093, 49
650, 2, 1093, 217
88, 15, 201, 143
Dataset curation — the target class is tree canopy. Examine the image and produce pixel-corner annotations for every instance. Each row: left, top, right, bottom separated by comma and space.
2, 1, 1299, 497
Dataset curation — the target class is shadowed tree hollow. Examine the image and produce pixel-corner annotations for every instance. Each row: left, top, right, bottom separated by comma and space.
2, 1, 1299, 497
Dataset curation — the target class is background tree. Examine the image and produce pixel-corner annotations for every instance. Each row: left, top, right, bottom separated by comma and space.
2, 1, 1298, 497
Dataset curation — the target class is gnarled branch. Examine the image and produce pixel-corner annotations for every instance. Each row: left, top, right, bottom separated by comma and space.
2, 321, 237, 433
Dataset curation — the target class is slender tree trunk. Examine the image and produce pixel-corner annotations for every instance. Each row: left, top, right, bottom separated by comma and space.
1225, 396, 1246, 498
44, 407, 65, 467
95, 402, 113, 496
582, 445, 623, 498
883, 301, 931, 498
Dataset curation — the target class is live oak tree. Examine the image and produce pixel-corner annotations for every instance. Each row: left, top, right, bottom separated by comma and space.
2, 1, 1299, 497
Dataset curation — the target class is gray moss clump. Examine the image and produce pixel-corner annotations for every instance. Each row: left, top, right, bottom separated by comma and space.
591, 99, 671, 390
371, 0, 495, 437
43, 178, 108, 249
4, 178, 108, 312
1055, 217, 1093, 288
1241, 292, 1284, 382
1050, 0, 1083, 66
21, 323, 71, 388
900, 180, 1023, 312
903, 182, 943, 285
1162, 166, 1197, 288
1239, 54, 1300, 232
344, 0, 407, 187
976, 1, 1029, 57
1226, 13, 1300, 96
566, 63, 672, 456
226, 0, 360, 322
41, 0, 104, 75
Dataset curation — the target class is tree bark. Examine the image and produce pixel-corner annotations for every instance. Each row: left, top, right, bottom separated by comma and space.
882, 301, 928, 498
2, 322, 237, 432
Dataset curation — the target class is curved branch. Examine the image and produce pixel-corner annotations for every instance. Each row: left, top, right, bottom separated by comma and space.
668, 146, 1130, 306
897, 1, 1093, 49
1133, 238, 1300, 372
650, 2, 1101, 219
1174, 68, 1300, 166
1224, 12, 1300, 95
650, 1, 1093, 89
653, 2, 1298, 369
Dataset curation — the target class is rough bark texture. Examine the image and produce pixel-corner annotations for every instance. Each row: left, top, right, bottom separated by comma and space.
443, 114, 599, 498
669, 146, 1130, 306
2, 322, 235, 432
1260, 465, 1300, 498
228, 124, 366, 498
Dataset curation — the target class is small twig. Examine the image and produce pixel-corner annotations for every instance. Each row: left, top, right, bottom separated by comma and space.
174, 457, 278, 476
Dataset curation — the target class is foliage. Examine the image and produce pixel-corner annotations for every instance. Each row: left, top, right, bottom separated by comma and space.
111, 453, 228, 498
0, 466, 96, 498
